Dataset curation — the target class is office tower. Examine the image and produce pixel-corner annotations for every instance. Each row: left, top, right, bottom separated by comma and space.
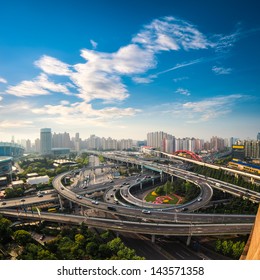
40, 128, 52, 155
34, 138, 40, 153
74, 132, 81, 152
257, 132, 260, 141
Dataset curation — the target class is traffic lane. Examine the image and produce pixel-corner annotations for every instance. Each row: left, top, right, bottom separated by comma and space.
156, 238, 202, 260
120, 233, 169, 260
0, 193, 57, 208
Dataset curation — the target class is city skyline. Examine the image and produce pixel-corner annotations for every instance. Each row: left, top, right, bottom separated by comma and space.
0, 0, 260, 141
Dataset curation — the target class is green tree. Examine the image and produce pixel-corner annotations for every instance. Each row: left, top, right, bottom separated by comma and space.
85, 241, 98, 257
0, 216, 13, 244
215, 239, 222, 252
13, 230, 32, 246
75, 233, 85, 248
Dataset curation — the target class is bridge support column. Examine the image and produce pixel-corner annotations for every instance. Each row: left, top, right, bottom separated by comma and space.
69, 200, 73, 209
116, 232, 119, 238
160, 171, 163, 182
151, 234, 155, 243
141, 165, 144, 174
171, 175, 174, 183
186, 235, 191, 246
57, 194, 64, 211
251, 177, 255, 184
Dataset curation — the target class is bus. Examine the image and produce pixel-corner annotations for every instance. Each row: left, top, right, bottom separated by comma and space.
48, 208, 57, 212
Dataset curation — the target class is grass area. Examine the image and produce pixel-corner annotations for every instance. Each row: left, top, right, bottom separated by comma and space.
145, 191, 180, 205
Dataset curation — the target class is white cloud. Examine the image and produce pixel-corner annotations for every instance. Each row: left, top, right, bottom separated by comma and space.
90, 39, 98, 49
34, 55, 72, 76
6, 73, 71, 97
144, 94, 247, 125
31, 101, 141, 128
213, 30, 241, 53
173, 76, 188, 83
212, 66, 232, 75
155, 59, 202, 77
176, 88, 191, 96
132, 76, 154, 84
132, 16, 212, 52
182, 94, 244, 122
0, 77, 7, 84
0, 120, 34, 128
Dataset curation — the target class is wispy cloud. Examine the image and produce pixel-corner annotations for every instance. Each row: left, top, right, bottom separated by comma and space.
0, 77, 7, 84
155, 59, 203, 77
176, 88, 191, 96
212, 66, 232, 75
132, 16, 212, 52
147, 94, 247, 123
132, 76, 154, 84
90, 39, 98, 49
173, 76, 188, 83
0, 120, 34, 128
6, 73, 71, 97
32, 101, 141, 128
182, 94, 245, 122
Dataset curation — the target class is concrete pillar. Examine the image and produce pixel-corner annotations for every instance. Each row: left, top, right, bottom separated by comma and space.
171, 175, 174, 183
160, 171, 163, 182
69, 200, 73, 209
251, 177, 255, 184
151, 234, 155, 243
186, 235, 191, 246
58, 194, 64, 211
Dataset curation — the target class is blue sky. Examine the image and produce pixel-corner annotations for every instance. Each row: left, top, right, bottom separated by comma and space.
0, 0, 260, 142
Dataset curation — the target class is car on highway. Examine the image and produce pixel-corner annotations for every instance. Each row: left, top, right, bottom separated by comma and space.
76, 194, 83, 199
37, 191, 44, 197
142, 209, 151, 214
1, 202, 6, 205
91, 200, 99, 205
107, 206, 117, 211
181, 207, 188, 211
197, 197, 202, 202
20, 199, 25, 202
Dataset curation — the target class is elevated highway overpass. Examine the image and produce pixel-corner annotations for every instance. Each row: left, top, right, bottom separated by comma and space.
0, 209, 253, 237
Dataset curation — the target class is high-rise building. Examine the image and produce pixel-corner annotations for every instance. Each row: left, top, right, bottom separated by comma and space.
244, 140, 260, 159
34, 138, 40, 153
147, 131, 172, 150
40, 128, 52, 155
257, 132, 260, 141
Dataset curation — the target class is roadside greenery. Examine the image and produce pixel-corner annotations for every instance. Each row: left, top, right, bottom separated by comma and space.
215, 239, 245, 259
192, 165, 260, 192
0, 217, 144, 260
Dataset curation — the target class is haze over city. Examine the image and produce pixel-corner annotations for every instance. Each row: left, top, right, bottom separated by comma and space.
0, 0, 259, 142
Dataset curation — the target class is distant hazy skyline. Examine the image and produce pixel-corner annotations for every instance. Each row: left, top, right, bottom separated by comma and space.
0, 0, 259, 142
